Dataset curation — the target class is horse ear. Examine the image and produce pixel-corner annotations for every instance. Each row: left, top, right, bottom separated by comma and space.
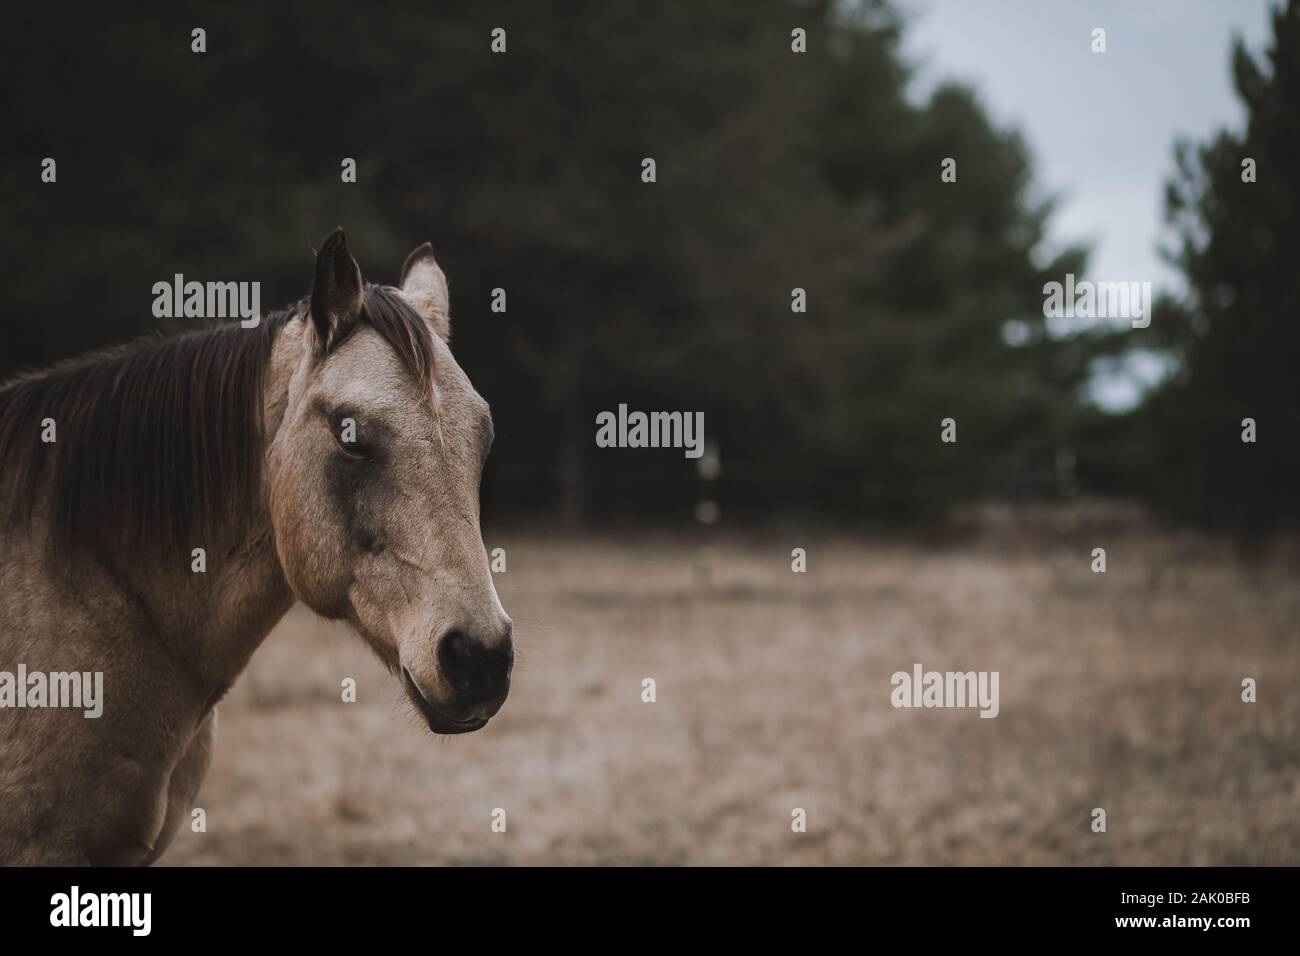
310, 227, 364, 353
400, 242, 450, 342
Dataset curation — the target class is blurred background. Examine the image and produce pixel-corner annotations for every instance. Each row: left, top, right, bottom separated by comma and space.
3, 1, 1299, 864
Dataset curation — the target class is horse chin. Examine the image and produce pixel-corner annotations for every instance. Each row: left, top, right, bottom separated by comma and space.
401, 666, 490, 735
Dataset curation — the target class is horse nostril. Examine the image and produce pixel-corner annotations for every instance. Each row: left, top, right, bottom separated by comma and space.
500, 637, 515, 679
436, 629, 513, 702
436, 630, 475, 689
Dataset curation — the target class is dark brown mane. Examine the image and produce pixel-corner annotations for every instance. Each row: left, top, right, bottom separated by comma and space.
0, 284, 436, 564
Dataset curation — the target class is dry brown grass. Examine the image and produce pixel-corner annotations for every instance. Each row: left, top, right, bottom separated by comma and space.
162, 523, 1300, 865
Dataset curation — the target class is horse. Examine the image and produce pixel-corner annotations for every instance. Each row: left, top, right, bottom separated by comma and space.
0, 229, 513, 865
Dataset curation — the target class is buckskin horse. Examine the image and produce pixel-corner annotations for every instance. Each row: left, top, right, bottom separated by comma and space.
0, 229, 513, 864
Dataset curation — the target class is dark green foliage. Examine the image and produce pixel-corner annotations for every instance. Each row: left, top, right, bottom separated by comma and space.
2, 1, 1096, 524
1133, 0, 1300, 533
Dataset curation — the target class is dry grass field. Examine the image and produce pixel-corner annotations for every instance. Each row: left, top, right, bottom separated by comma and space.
163, 511, 1300, 865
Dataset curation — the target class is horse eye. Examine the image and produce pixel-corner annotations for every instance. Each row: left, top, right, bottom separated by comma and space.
332, 416, 373, 459
336, 433, 373, 459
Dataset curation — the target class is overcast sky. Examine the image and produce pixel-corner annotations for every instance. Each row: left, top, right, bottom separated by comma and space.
899, 0, 1276, 293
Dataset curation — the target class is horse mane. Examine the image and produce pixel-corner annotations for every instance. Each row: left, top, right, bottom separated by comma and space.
0, 284, 435, 564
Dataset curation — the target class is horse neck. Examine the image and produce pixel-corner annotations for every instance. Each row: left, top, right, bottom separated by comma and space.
132, 318, 306, 699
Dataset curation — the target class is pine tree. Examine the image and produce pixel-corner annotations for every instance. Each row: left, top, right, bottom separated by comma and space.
1142, 0, 1300, 533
